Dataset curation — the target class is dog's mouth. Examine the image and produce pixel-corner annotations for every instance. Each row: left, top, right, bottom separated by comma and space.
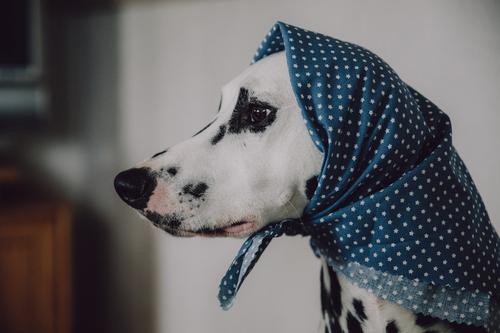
142, 210, 258, 238
194, 220, 257, 238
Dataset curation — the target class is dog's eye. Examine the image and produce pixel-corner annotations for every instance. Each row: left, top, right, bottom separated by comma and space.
228, 89, 277, 134
249, 105, 272, 124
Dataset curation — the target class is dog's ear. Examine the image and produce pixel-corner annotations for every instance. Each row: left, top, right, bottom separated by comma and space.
305, 175, 319, 200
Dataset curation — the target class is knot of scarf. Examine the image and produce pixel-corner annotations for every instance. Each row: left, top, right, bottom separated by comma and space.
218, 218, 307, 309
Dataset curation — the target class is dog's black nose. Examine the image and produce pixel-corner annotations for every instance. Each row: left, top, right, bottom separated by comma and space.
114, 168, 157, 209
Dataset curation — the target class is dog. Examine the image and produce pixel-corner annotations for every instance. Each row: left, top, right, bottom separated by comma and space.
114, 51, 488, 333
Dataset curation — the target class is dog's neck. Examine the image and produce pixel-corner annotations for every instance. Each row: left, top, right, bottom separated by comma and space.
319, 258, 481, 333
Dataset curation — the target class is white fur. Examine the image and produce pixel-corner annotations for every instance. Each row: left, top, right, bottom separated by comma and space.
138, 52, 322, 237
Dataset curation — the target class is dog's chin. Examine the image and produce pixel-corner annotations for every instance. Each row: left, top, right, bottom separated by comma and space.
156, 220, 260, 239
194, 220, 259, 238
140, 209, 261, 238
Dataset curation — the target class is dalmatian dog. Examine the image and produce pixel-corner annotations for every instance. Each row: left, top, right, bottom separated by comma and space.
114, 52, 486, 333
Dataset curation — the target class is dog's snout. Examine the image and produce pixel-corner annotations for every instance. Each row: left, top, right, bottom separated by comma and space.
114, 168, 157, 209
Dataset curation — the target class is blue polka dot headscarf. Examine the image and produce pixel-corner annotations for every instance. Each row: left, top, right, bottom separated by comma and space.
218, 22, 500, 330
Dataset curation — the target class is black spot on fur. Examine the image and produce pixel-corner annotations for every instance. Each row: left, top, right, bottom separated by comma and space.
166, 167, 178, 176
321, 268, 344, 333
330, 318, 343, 333
228, 87, 248, 133
145, 212, 182, 229
228, 87, 277, 134
152, 149, 168, 158
385, 320, 399, 333
328, 267, 343, 317
306, 175, 319, 200
320, 267, 331, 315
346, 311, 363, 333
211, 125, 226, 145
193, 118, 217, 137
352, 299, 367, 322
330, 318, 344, 333
166, 215, 182, 228
415, 314, 438, 328
182, 182, 208, 198
323, 315, 344, 333
422, 330, 438, 333
320, 265, 343, 320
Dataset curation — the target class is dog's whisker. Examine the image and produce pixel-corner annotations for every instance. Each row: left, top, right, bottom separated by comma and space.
284, 197, 303, 224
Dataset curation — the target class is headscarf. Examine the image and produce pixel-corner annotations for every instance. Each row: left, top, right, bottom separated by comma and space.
218, 22, 499, 331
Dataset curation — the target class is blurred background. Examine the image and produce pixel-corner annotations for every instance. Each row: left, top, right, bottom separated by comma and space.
0, 0, 499, 333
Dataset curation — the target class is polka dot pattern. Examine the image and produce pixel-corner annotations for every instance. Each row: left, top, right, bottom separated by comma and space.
219, 22, 499, 330
218, 219, 303, 310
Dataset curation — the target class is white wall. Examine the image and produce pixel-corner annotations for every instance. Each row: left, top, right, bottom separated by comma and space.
118, 1, 500, 332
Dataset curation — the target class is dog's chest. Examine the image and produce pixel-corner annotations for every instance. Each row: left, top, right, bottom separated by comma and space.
319, 258, 481, 333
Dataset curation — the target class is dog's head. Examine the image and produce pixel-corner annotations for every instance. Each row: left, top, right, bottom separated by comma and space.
114, 52, 323, 237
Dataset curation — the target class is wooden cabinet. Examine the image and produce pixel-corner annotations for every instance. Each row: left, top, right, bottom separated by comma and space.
0, 201, 72, 333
